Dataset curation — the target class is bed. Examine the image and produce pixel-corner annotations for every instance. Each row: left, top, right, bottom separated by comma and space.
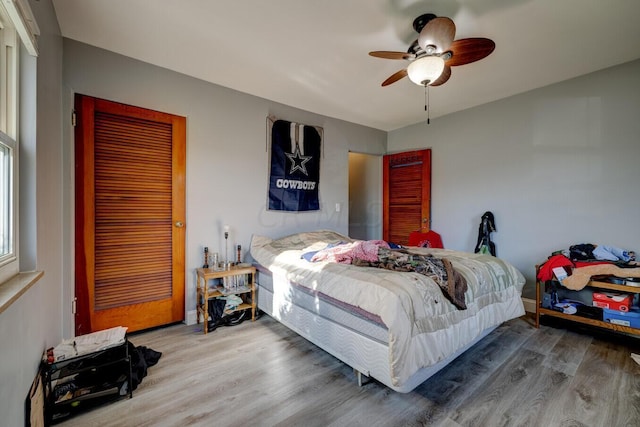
250, 230, 525, 393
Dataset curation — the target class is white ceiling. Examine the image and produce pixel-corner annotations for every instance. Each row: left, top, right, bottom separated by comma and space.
51, 0, 640, 131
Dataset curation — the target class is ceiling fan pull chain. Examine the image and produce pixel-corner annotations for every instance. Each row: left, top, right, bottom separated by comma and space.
424, 84, 431, 125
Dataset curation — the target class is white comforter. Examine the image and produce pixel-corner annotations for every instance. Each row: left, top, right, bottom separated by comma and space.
250, 230, 525, 387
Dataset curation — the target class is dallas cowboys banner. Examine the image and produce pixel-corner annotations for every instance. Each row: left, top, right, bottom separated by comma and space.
268, 119, 321, 211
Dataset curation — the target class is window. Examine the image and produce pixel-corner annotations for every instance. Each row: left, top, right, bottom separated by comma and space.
0, 0, 38, 283
0, 9, 18, 279
0, 135, 14, 262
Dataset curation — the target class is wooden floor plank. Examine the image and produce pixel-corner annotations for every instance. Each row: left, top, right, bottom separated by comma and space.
547, 335, 640, 426
57, 315, 640, 427
449, 348, 546, 426
542, 328, 592, 376
398, 316, 537, 426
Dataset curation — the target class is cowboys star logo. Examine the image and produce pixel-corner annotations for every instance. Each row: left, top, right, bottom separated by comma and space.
286, 145, 312, 176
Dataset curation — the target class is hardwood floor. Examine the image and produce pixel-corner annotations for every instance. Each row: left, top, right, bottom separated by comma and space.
58, 314, 640, 427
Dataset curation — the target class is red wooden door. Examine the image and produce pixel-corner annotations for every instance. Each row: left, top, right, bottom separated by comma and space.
383, 149, 432, 245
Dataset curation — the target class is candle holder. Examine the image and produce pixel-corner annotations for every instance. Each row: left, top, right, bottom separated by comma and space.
224, 225, 230, 266
203, 247, 209, 269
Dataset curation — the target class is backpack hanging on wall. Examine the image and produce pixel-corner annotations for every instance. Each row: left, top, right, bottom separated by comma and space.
474, 211, 496, 256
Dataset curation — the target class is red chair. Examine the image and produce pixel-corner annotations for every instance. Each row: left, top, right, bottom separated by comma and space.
408, 230, 444, 249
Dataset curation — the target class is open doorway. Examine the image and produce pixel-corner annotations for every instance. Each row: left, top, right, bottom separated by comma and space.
348, 152, 382, 240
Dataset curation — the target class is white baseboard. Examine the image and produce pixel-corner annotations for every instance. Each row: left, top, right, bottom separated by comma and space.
186, 309, 197, 325
522, 297, 536, 314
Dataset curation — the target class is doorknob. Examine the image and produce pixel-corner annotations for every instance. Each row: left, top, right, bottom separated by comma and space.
175, 221, 184, 228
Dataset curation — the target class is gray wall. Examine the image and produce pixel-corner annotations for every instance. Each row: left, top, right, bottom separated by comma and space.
388, 59, 640, 297
62, 38, 387, 331
0, 0, 64, 425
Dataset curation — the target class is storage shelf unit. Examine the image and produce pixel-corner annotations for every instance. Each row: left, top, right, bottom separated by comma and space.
535, 271, 640, 336
41, 340, 132, 424
196, 266, 257, 334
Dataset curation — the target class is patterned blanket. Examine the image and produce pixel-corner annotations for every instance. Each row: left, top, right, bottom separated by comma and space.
353, 247, 468, 309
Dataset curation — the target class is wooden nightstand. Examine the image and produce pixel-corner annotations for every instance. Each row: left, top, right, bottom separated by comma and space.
196, 266, 257, 334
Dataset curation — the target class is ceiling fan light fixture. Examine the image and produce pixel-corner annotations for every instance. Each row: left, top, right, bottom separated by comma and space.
369, 13, 494, 88
424, 44, 437, 55
407, 56, 445, 86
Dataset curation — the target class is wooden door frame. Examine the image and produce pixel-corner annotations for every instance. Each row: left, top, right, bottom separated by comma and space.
74, 94, 95, 334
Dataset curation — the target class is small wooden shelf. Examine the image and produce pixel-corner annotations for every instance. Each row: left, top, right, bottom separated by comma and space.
581, 279, 640, 293
537, 307, 640, 335
196, 266, 257, 334
535, 267, 640, 337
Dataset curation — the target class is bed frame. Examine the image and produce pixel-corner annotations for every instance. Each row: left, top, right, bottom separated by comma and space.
255, 265, 496, 393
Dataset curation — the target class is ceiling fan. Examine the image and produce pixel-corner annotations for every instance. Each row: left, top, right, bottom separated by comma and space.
369, 13, 495, 88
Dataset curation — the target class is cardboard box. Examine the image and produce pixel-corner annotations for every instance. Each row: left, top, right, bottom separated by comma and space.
603, 307, 640, 328
592, 292, 632, 312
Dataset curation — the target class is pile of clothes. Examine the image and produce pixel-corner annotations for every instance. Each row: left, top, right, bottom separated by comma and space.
538, 243, 639, 290
207, 297, 249, 332
302, 240, 468, 310
562, 243, 635, 263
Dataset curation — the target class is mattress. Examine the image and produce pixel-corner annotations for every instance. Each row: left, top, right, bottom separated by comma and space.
255, 264, 389, 344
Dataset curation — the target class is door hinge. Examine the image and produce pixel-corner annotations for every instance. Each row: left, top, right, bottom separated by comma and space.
71, 297, 77, 315
71, 110, 77, 127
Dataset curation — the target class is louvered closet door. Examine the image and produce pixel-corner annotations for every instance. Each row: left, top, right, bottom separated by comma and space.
75, 95, 186, 335
383, 149, 431, 245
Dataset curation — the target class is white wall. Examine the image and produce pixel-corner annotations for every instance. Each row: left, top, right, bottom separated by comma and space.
62, 39, 387, 332
0, 1, 65, 425
388, 59, 640, 297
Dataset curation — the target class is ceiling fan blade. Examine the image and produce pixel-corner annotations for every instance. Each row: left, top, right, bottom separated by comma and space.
381, 69, 408, 86
369, 51, 416, 60
430, 65, 451, 87
445, 38, 495, 67
418, 17, 455, 53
